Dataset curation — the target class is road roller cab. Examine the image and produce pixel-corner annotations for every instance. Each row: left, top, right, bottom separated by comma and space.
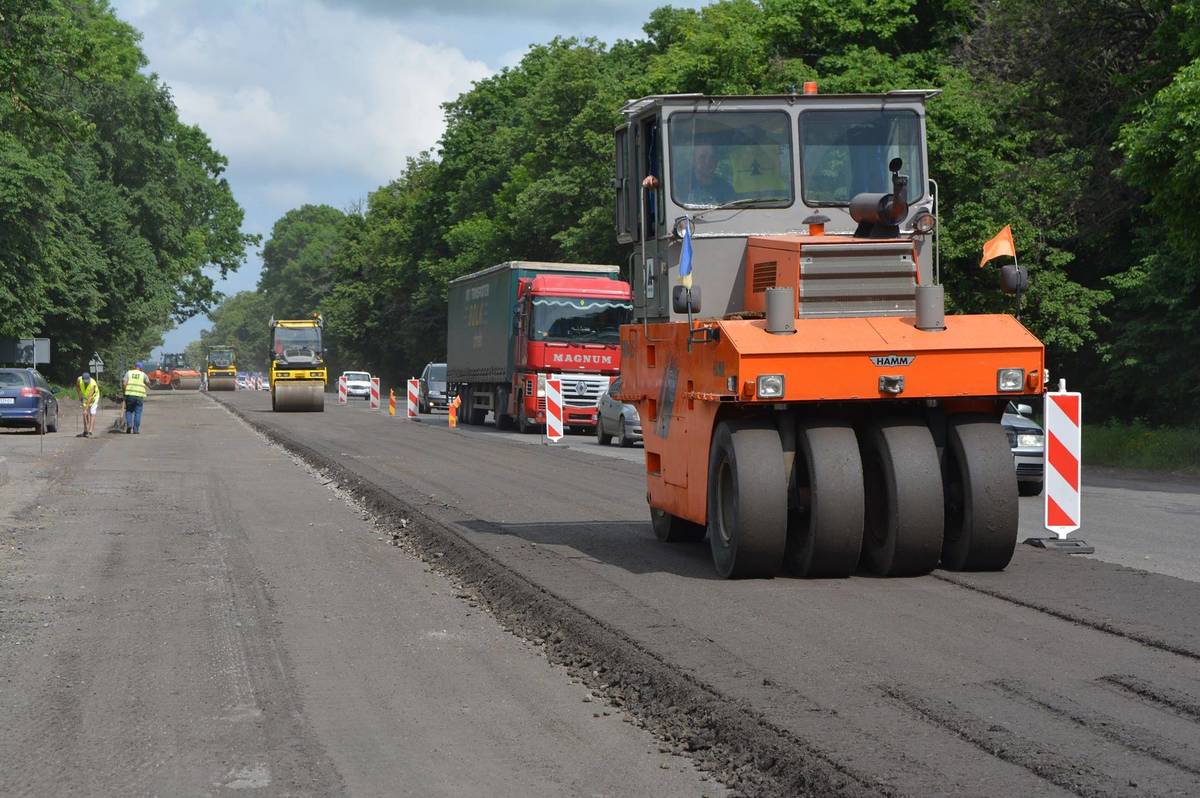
269, 315, 327, 412
615, 90, 1044, 579
206, 347, 238, 391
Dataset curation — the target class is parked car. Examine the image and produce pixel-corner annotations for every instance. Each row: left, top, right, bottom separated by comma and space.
1003, 402, 1044, 496
419, 362, 448, 413
0, 368, 60, 434
596, 376, 641, 447
341, 371, 372, 400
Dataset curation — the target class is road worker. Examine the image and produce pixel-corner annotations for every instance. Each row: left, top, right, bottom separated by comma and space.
121, 361, 148, 434
76, 372, 100, 438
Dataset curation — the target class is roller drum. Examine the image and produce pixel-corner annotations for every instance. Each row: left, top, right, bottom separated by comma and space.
208, 376, 236, 391
173, 376, 202, 391
272, 381, 325, 412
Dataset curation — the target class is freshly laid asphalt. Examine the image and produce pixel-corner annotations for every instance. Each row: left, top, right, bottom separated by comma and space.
0, 393, 724, 797
219, 390, 1200, 797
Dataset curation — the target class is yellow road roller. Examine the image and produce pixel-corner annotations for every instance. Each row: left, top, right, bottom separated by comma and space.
269, 314, 327, 412
206, 346, 238, 391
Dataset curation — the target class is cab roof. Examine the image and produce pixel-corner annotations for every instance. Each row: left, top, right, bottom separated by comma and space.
620, 90, 940, 116
530, 274, 632, 299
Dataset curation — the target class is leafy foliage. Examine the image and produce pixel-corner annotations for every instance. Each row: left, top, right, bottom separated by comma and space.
0, 0, 254, 380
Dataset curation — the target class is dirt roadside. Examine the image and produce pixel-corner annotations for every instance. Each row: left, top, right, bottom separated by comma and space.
0, 395, 724, 797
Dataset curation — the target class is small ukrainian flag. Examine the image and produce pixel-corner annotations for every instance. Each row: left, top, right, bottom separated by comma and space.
679, 218, 693, 289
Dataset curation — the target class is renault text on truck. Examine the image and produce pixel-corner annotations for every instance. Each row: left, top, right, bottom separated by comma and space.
615, 90, 1045, 579
447, 261, 633, 432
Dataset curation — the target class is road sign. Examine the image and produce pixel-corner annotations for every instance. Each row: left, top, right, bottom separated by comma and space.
544, 376, 563, 444
89, 353, 105, 374
1044, 380, 1082, 538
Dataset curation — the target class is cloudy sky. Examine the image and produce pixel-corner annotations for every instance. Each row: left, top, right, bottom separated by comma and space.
111, 0, 703, 353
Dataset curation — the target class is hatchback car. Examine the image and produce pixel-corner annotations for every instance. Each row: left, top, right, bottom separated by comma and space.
419, 363, 448, 412
0, 368, 60, 434
341, 371, 372, 400
596, 376, 641, 447
1003, 402, 1044, 496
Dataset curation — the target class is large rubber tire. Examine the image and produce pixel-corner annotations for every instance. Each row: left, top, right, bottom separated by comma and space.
517, 400, 538, 434
859, 420, 944, 577
941, 416, 1020, 571
785, 422, 864, 578
707, 421, 788, 579
650, 506, 706, 543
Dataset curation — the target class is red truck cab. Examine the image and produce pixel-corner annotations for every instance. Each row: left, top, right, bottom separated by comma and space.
513, 274, 631, 430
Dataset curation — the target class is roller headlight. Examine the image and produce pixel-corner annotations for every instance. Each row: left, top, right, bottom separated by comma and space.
912, 210, 937, 235
756, 374, 785, 399
997, 368, 1024, 392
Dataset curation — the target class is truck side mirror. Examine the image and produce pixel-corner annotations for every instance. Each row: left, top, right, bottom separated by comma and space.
1016, 403, 1033, 416
672, 284, 701, 315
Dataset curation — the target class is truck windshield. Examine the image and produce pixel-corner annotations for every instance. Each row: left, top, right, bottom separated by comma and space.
274, 327, 322, 356
668, 111, 794, 209
799, 109, 924, 205
531, 297, 632, 344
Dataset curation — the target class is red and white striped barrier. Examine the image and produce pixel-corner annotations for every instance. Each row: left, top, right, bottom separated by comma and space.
407, 378, 419, 419
369, 377, 381, 411
338, 375, 347, 405
544, 376, 563, 444
1045, 380, 1082, 538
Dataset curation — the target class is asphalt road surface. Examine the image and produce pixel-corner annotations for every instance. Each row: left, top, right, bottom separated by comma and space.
0, 394, 725, 797
218, 390, 1200, 797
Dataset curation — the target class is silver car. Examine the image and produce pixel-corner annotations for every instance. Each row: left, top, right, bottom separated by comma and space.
596, 376, 641, 447
1003, 402, 1044, 496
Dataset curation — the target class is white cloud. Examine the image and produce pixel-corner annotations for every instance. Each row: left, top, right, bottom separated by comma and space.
118, 0, 489, 184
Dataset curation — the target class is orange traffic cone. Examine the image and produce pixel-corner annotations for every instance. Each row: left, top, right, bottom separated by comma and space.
388, 388, 396, 416
448, 395, 461, 428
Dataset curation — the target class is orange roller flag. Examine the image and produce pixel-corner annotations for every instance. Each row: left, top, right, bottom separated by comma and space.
980, 225, 1016, 268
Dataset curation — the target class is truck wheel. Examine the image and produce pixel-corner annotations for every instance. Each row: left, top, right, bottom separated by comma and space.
786, 422, 864, 578
707, 421, 787, 578
941, 416, 1019, 571
596, 418, 611, 445
618, 418, 634, 448
518, 402, 537, 434
859, 420, 944, 577
650, 506, 705, 542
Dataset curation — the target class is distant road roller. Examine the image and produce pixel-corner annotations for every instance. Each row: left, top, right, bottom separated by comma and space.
206, 346, 238, 391
148, 353, 203, 390
613, 90, 1044, 579
269, 314, 327, 412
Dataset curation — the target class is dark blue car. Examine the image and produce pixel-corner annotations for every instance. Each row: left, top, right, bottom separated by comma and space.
0, 368, 60, 434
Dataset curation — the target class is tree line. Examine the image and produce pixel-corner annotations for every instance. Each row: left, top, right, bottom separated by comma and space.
115, 0, 1200, 424
0, 0, 253, 383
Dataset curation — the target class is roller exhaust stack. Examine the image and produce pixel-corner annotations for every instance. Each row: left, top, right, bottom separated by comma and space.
765, 287, 795, 334
915, 284, 945, 331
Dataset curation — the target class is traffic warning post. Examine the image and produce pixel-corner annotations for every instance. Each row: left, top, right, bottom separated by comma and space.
406, 379, 419, 419
1045, 379, 1082, 539
369, 377, 381, 411
388, 388, 396, 416
448, 395, 461, 428
338, 375, 348, 405
544, 376, 563, 444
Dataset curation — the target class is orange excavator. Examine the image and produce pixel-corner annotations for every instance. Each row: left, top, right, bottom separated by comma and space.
614, 89, 1043, 579
147, 353, 203, 390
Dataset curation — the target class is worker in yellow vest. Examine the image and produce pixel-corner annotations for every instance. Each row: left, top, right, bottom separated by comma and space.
76, 372, 100, 438
121, 361, 148, 434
